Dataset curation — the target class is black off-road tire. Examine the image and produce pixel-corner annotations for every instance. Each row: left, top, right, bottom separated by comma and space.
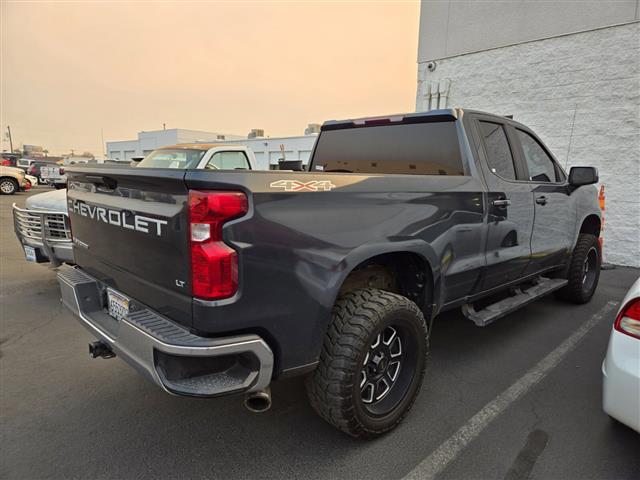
0, 177, 18, 195
555, 233, 601, 304
306, 288, 429, 438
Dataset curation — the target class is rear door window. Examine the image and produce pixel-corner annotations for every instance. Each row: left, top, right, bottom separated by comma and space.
516, 130, 558, 183
311, 122, 464, 175
478, 121, 516, 181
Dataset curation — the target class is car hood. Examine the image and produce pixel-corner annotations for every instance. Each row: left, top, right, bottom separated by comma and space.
0, 166, 24, 175
25, 188, 67, 212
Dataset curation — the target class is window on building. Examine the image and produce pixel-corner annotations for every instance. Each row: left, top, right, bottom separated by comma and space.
311, 122, 464, 175
516, 130, 558, 182
205, 151, 250, 170
479, 121, 516, 181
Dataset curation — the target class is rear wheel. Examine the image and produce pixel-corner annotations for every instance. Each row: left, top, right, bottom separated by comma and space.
556, 233, 601, 304
53, 183, 65, 190
0, 178, 18, 195
306, 288, 429, 438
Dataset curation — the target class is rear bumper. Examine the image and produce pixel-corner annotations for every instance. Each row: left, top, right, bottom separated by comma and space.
57, 266, 273, 397
602, 328, 640, 432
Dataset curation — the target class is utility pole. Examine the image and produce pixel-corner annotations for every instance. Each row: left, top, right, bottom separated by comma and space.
101, 128, 105, 157
163, 123, 166, 130
6, 125, 13, 153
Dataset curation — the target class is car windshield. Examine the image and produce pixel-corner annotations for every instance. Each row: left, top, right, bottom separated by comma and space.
137, 149, 206, 169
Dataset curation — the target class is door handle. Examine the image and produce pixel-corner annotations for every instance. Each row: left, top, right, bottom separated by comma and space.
491, 198, 511, 207
535, 196, 548, 205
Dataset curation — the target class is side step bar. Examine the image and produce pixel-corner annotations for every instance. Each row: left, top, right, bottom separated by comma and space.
462, 277, 568, 327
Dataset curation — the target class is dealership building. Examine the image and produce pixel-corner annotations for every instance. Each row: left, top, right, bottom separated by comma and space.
416, 0, 639, 267
106, 128, 246, 161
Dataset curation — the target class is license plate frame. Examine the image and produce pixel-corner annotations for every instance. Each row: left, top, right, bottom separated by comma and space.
107, 288, 130, 322
24, 245, 36, 262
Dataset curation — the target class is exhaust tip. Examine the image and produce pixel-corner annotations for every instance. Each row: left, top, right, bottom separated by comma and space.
89, 341, 115, 359
244, 388, 271, 413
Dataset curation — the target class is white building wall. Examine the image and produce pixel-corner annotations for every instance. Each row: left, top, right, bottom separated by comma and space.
106, 128, 244, 160
417, 22, 640, 267
418, 0, 638, 61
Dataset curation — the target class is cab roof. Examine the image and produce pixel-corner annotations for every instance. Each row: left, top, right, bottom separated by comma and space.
321, 109, 460, 131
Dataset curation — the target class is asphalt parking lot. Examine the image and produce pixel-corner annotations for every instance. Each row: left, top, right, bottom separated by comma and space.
2, 187, 639, 480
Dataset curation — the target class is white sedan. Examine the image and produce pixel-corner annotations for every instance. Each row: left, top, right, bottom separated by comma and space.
603, 276, 640, 432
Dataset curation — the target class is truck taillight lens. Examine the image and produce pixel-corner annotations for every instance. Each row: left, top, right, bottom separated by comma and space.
614, 298, 640, 340
59, 168, 65, 175
189, 190, 248, 300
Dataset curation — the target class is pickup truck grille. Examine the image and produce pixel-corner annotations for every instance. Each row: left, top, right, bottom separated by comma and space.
14, 207, 71, 243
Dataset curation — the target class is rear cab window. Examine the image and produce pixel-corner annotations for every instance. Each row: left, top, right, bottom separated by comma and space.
137, 149, 207, 169
310, 121, 464, 175
205, 151, 250, 170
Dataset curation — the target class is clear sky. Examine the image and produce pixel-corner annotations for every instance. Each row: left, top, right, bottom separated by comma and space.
1, 1, 420, 156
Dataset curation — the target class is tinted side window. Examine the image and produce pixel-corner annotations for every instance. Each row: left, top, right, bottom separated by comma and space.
478, 121, 516, 180
311, 122, 464, 175
206, 151, 250, 170
516, 130, 557, 182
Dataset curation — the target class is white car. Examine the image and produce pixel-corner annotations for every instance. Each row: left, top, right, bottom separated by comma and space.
603, 276, 640, 432
25, 174, 38, 187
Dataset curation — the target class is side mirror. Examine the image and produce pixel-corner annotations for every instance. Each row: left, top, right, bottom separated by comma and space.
569, 166, 598, 187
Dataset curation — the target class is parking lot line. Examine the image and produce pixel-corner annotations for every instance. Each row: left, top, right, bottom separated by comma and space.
404, 300, 618, 480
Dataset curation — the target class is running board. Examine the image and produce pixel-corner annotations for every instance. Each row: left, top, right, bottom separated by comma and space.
462, 277, 568, 327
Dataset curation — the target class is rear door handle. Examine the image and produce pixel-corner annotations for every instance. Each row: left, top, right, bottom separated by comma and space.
535, 196, 548, 205
491, 199, 511, 207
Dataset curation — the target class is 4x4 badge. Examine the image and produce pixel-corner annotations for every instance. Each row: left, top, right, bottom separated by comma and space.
269, 180, 336, 192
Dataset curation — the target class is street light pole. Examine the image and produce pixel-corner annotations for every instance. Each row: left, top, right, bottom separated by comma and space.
7, 125, 13, 153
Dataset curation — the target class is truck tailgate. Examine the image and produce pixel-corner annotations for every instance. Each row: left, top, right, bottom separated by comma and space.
66, 167, 193, 327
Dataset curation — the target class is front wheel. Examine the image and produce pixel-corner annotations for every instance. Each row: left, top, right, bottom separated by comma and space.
53, 183, 66, 190
0, 178, 18, 195
306, 288, 429, 438
555, 233, 601, 304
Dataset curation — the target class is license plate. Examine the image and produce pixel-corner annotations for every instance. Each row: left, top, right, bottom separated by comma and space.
107, 289, 130, 321
24, 245, 36, 262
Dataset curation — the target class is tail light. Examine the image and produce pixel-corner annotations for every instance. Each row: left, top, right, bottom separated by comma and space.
614, 298, 640, 340
189, 190, 248, 300
59, 168, 65, 175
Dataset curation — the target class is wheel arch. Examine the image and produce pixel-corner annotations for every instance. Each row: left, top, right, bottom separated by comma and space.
331, 241, 440, 318
301, 241, 441, 375
579, 213, 601, 238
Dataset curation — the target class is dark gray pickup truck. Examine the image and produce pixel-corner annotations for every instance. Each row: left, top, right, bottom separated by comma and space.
58, 109, 602, 438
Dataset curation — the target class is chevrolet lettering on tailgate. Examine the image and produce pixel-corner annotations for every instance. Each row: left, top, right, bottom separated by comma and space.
69, 199, 167, 236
